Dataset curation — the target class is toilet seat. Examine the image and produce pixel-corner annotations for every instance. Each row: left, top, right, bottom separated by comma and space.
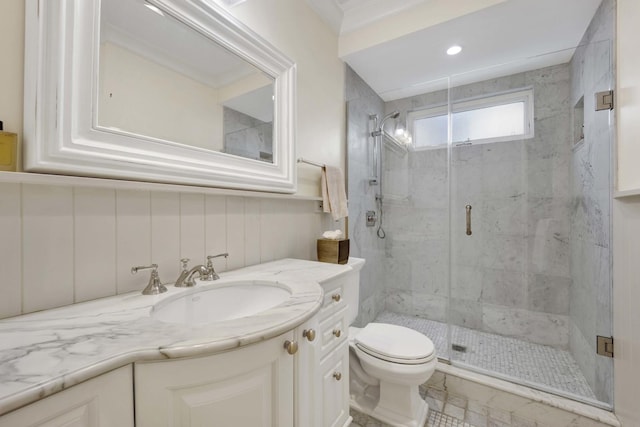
354, 323, 435, 365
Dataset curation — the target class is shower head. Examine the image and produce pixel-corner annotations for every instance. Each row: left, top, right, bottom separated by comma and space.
385, 111, 400, 120
375, 111, 400, 135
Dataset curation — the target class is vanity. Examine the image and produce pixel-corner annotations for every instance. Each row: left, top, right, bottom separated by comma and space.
0, 259, 359, 426
1, 0, 357, 424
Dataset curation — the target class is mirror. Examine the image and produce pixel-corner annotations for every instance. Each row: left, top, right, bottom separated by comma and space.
98, 0, 275, 163
24, 0, 296, 192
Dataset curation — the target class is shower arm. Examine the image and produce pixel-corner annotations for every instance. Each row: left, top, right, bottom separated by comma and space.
369, 111, 399, 198
371, 112, 400, 137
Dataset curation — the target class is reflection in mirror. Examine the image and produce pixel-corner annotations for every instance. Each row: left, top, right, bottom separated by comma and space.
98, 0, 275, 163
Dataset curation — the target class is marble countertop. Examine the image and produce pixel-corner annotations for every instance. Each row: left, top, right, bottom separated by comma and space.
0, 258, 353, 416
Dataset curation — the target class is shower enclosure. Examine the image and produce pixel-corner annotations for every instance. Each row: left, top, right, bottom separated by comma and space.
346, 0, 614, 408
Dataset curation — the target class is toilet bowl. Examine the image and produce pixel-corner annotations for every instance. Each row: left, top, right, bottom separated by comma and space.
348, 324, 436, 427
345, 259, 437, 427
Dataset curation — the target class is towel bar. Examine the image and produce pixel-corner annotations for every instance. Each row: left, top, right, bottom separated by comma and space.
297, 158, 325, 168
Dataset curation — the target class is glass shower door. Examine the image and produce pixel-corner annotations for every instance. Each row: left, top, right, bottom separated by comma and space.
447, 41, 614, 407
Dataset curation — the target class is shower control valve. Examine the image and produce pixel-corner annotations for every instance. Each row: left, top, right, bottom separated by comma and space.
366, 210, 377, 227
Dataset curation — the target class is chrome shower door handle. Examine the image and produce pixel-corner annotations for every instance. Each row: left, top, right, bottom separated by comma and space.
466, 205, 472, 236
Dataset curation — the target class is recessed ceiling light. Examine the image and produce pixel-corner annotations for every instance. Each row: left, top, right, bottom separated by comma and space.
144, 3, 164, 16
447, 45, 462, 56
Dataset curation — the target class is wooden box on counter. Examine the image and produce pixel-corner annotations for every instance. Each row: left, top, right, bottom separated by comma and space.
317, 239, 350, 264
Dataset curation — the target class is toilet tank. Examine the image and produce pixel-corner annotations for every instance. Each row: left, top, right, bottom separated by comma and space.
345, 258, 366, 325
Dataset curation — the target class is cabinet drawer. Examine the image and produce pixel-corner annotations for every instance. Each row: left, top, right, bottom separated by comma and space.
319, 276, 347, 321
319, 308, 348, 357
320, 341, 349, 427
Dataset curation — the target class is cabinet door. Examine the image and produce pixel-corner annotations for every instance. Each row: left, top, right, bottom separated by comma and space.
135, 332, 295, 427
320, 341, 350, 427
0, 366, 134, 427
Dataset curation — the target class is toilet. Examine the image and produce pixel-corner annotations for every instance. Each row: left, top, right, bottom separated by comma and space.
346, 258, 437, 427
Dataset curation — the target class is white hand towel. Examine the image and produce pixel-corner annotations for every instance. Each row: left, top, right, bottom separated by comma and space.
321, 166, 349, 221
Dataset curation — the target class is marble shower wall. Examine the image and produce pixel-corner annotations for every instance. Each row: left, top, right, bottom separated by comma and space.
568, 0, 614, 404
384, 65, 573, 349
382, 86, 450, 325
345, 65, 387, 326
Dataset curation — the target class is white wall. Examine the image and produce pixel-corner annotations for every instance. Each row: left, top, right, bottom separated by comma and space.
226, 0, 346, 196
615, 0, 640, 192
613, 197, 640, 424
613, 0, 640, 424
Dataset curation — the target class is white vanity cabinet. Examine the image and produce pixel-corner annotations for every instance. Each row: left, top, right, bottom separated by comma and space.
0, 366, 133, 427
0, 259, 346, 427
134, 331, 296, 427
297, 274, 351, 427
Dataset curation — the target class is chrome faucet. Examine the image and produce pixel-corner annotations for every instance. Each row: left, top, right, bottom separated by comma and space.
174, 258, 208, 287
174, 254, 228, 287
131, 264, 167, 295
204, 253, 229, 281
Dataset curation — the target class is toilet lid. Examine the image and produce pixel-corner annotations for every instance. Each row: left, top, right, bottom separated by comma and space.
355, 323, 435, 364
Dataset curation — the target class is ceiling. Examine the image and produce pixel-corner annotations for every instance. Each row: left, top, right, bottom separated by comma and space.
307, 0, 604, 101
305, 0, 426, 34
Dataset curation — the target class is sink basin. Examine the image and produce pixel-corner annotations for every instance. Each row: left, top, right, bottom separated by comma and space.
151, 281, 291, 325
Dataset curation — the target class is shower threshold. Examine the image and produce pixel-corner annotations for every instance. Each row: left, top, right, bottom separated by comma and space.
375, 311, 605, 406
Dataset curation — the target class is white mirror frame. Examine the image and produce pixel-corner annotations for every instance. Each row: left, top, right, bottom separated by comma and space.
24, 0, 297, 193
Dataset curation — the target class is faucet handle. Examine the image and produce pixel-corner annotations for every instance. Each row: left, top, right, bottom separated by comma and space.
174, 258, 192, 287
131, 263, 158, 274
206, 253, 229, 264
131, 264, 168, 295
204, 253, 228, 281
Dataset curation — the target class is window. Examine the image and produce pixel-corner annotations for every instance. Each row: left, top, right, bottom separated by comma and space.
408, 89, 534, 149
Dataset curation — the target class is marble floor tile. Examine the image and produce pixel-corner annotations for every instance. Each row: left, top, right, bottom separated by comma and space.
448, 394, 468, 408
488, 408, 512, 425
351, 383, 476, 427
511, 415, 537, 427
444, 403, 467, 420
350, 408, 476, 427
375, 311, 597, 401
427, 395, 446, 412
466, 411, 489, 427
428, 411, 477, 427
350, 384, 548, 427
